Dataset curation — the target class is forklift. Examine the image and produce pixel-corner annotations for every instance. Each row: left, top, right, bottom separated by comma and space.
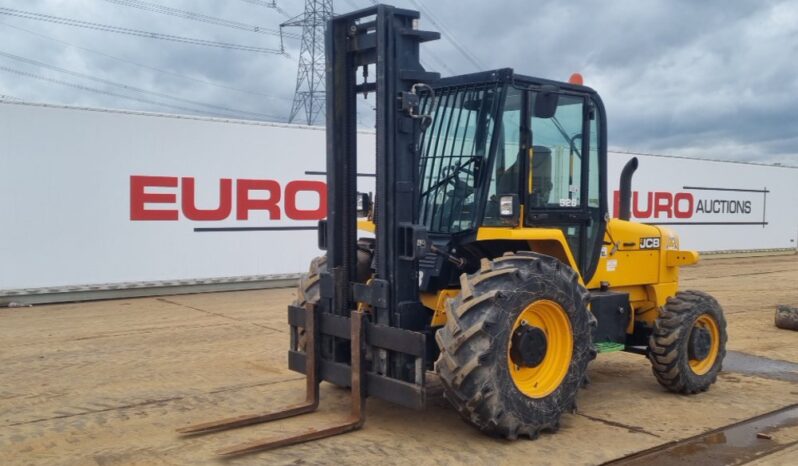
178, 4, 727, 455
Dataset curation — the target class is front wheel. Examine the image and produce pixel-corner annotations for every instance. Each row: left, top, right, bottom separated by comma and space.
434, 252, 596, 439
648, 290, 727, 394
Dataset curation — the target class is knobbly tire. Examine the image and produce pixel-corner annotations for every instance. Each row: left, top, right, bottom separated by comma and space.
648, 290, 727, 394
292, 241, 374, 351
434, 251, 596, 439
292, 255, 327, 352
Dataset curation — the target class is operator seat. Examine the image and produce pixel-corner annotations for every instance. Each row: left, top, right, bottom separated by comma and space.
529, 146, 553, 207
493, 145, 553, 207
496, 157, 519, 195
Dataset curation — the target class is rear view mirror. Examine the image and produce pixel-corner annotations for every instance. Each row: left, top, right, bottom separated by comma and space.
533, 85, 559, 119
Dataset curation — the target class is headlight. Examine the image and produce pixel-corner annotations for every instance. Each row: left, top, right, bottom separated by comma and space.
500, 195, 515, 216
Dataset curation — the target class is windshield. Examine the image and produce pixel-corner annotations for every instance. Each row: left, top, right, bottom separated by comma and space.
418, 83, 502, 233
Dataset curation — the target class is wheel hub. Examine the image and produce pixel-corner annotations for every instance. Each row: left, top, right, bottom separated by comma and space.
510, 324, 548, 368
688, 326, 712, 361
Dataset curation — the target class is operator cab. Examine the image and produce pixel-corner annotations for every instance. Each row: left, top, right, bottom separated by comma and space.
416, 69, 607, 290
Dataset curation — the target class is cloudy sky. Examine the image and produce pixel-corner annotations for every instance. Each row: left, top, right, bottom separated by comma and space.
0, 0, 796, 165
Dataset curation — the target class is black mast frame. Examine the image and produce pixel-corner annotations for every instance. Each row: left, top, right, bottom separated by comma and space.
287, 4, 441, 409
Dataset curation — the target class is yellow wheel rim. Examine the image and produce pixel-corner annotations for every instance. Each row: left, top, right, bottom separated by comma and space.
507, 299, 572, 398
688, 314, 720, 375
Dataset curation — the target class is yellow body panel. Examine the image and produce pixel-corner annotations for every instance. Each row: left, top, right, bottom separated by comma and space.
357, 219, 376, 233
587, 220, 698, 329
667, 250, 700, 267
420, 289, 460, 327
383, 218, 697, 333
472, 220, 698, 331
476, 227, 581, 280
587, 219, 662, 288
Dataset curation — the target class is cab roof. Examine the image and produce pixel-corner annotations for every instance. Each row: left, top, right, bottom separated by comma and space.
430, 68, 598, 95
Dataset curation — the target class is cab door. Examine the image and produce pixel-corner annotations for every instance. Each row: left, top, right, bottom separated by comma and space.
524, 90, 603, 280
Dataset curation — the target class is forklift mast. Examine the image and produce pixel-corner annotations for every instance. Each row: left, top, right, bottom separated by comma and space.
325, 5, 439, 321
301, 5, 439, 406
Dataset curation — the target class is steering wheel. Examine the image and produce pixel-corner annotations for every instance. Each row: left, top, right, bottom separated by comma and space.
441, 165, 474, 197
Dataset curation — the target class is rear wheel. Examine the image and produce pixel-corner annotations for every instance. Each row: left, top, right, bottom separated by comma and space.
648, 290, 727, 394
435, 252, 596, 439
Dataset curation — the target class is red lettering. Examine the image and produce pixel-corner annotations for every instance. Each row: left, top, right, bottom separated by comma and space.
130, 175, 178, 220
632, 191, 653, 218
674, 192, 694, 219
611, 190, 693, 221
182, 177, 232, 221
131, 176, 332, 222
236, 179, 281, 220
654, 192, 673, 218
285, 180, 327, 220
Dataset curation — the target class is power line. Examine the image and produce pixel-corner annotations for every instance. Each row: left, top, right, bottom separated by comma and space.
362, 0, 454, 75
407, 0, 483, 70
421, 49, 455, 76
0, 7, 284, 54
0, 50, 283, 120
608, 149, 798, 169
238, 0, 276, 7
100, 0, 300, 40
342, 0, 363, 11
0, 21, 291, 102
0, 65, 277, 119
409, 0, 483, 68
236, 0, 293, 18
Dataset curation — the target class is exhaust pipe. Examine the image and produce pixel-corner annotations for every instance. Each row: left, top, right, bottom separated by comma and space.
618, 157, 638, 221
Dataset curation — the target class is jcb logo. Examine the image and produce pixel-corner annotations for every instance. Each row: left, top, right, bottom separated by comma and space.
640, 237, 660, 249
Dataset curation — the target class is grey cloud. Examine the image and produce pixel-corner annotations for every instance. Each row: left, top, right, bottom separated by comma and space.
0, 0, 796, 165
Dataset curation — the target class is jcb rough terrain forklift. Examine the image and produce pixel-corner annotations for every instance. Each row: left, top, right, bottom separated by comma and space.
179, 4, 727, 455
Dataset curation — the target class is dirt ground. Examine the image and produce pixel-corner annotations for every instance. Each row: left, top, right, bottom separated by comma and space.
1, 253, 797, 465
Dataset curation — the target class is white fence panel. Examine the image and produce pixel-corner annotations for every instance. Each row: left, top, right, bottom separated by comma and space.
1, 101, 796, 295
607, 153, 798, 251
